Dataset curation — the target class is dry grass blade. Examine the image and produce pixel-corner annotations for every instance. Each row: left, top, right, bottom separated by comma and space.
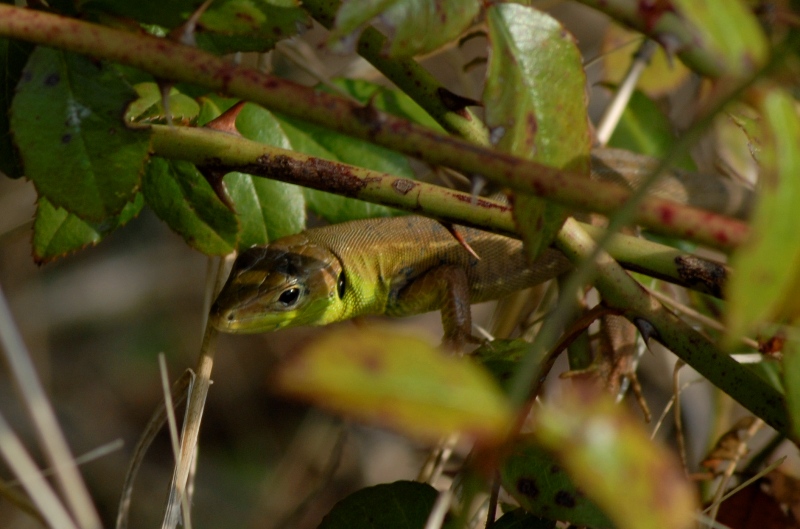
0, 283, 101, 529
702, 455, 786, 516
423, 488, 452, 529
0, 476, 45, 525
595, 39, 657, 145
115, 370, 193, 529
0, 411, 76, 529
160, 354, 194, 529
162, 255, 228, 528
0, 438, 122, 526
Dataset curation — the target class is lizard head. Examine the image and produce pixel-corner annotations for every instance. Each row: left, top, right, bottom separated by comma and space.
209, 236, 346, 333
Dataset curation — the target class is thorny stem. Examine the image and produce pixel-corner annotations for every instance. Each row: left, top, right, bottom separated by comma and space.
555, 219, 790, 439
150, 124, 726, 296
301, 0, 492, 147
0, 5, 748, 250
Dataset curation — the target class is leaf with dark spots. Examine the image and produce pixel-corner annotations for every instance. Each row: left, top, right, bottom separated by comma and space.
494, 509, 556, 529
501, 439, 613, 528
43, 72, 60, 86
10, 47, 150, 221
530, 383, 697, 529
274, 326, 513, 444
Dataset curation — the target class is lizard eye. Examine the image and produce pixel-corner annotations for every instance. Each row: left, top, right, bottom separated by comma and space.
278, 287, 301, 307
337, 273, 346, 299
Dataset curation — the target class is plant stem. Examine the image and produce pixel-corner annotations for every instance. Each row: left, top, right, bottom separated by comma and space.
301, 0, 492, 147
150, 123, 726, 296
556, 218, 790, 439
0, 5, 748, 251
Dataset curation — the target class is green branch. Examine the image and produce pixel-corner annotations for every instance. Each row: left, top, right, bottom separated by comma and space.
302, 0, 492, 147
151, 124, 726, 297
555, 218, 790, 440
0, 5, 748, 251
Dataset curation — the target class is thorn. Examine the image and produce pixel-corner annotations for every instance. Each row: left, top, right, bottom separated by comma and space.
436, 87, 482, 114
168, 0, 214, 47
441, 222, 481, 260
158, 80, 174, 127
469, 175, 487, 205
204, 100, 247, 135
196, 166, 236, 211
633, 317, 660, 352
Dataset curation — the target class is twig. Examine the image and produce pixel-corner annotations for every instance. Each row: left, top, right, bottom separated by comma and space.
672, 360, 690, 474
596, 40, 658, 145
707, 418, 765, 523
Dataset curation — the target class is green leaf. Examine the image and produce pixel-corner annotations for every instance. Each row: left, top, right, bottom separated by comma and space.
142, 157, 238, 255
726, 88, 800, 343
10, 47, 151, 221
195, 0, 311, 54
474, 339, 542, 394
318, 481, 439, 529
493, 509, 556, 529
228, 103, 305, 246
276, 113, 411, 222
608, 90, 695, 171
126, 82, 200, 125
531, 385, 697, 529
33, 194, 143, 263
78, 0, 200, 30
275, 326, 513, 444
501, 440, 613, 528
0, 37, 33, 178
330, 0, 480, 58
328, 78, 444, 132
484, 4, 590, 260
672, 0, 768, 78
783, 332, 800, 441
601, 24, 690, 99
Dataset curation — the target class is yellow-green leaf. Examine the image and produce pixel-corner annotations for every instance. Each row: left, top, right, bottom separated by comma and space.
672, 0, 768, 78
274, 326, 513, 444
726, 88, 800, 344
531, 383, 697, 529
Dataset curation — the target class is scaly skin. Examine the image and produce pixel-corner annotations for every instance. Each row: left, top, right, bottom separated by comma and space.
209, 216, 571, 341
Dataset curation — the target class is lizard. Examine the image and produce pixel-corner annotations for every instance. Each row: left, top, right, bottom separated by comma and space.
209, 215, 569, 348
208, 149, 753, 348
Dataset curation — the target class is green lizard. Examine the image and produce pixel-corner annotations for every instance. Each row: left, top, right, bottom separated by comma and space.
209, 149, 751, 347
209, 216, 569, 347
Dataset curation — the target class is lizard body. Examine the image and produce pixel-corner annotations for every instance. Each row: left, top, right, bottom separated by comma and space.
210, 216, 569, 341
209, 149, 749, 343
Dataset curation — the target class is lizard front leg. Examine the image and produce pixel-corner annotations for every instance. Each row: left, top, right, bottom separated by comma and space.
388, 265, 475, 351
